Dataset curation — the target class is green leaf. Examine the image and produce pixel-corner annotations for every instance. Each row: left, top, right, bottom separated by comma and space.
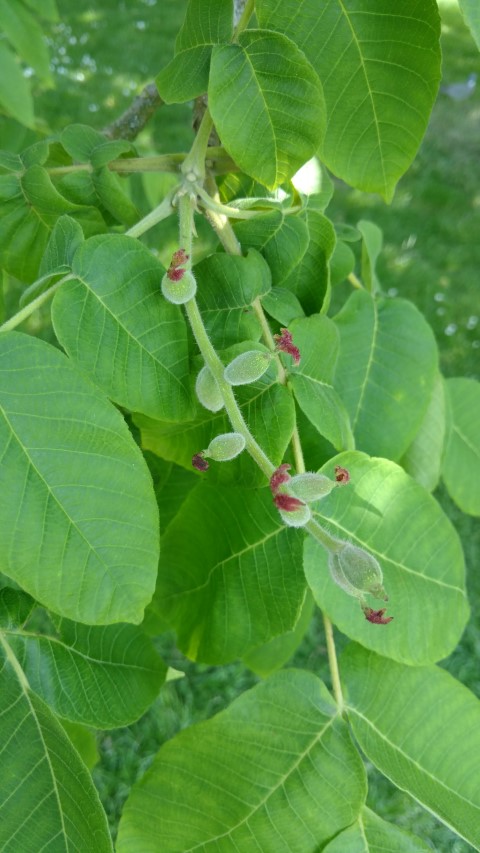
333, 290, 438, 461
281, 208, 336, 313
358, 219, 382, 294
0, 332, 159, 625
256, 0, 441, 200
195, 249, 271, 349
39, 214, 84, 275
261, 287, 305, 325
92, 166, 139, 226
0, 149, 22, 172
137, 351, 295, 488
60, 719, 98, 771
304, 452, 469, 665
323, 806, 431, 852
209, 30, 326, 189
61, 124, 135, 166
0, 0, 52, 83
52, 235, 193, 422
330, 240, 356, 286
117, 670, 366, 852
234, 210, 310, 283
148, 483, 305, 663
0, 637, 113, 852
442, 378, 480, 516
458, 0, 480, 51
289, 315, 355, 451
0, 164, 101, 283
401, 371, 446, 492
0, 588, 35, 628
243, 590, 315, 677
8, 620, 166, 728
342, 644, 480, 850
0, 42, 34, 127
156, 0, 234, 103
145, 453, 197, 534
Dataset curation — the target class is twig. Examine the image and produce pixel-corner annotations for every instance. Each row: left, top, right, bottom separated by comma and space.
102, 83, 164, 141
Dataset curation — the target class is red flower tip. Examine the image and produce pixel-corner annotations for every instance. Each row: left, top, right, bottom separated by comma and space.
335, 466, 350, 485
363, 607, 393, 625
270, 463, 291, 494
167, 266, 185, 282
274, 493, 305, 512
170, 248, 189, 267
274, 328, 301, 365
167, 248, 190, 281
192, 452, 209, 472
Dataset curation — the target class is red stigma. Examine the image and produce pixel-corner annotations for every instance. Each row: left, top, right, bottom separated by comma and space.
335, 466, 350, 485
270, 463, 291, 494
363, 607, 393, 625
167, 248, 189, 281
274, 493, 305, 512
274, 328, 301, 365
192, 452, 209, 472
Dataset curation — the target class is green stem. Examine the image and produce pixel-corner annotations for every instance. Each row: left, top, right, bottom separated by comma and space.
322, 613, 344, 711
0, 275, 73, 333
196, 186, 268, 220
233, 0, 255, 39
182, 109, 214, 183
348, 271, 364, 289
126, 189, 177, 239
203, 179, 243, 255
177, 192, 195, 261
185, 299, 274, 478
305, 517, 342, 553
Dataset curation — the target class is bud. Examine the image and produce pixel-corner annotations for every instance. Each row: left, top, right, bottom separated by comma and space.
195, 366, 224, 412
161, 269, 197, 304
205, 432, 245, 462
288, 472, 336, 503
328, 542, 387, 602
224, 349, 272, 386
277, 502, 311, 528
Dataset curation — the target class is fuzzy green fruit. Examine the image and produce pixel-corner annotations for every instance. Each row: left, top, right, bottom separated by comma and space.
195, 366, 224, 412
224, 349, 271, 386
161, 270, 197, 304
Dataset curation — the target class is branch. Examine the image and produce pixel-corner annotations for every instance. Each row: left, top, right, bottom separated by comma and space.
102, 83, 164, 141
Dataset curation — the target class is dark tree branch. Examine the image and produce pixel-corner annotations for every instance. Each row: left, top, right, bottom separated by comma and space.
102, 83, 164, 141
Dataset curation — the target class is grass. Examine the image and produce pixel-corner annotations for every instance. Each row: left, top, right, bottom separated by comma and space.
4, 0, 479, 849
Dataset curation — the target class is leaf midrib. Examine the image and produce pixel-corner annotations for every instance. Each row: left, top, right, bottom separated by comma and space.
184, 715, 338, 852
348, 704, 480, 814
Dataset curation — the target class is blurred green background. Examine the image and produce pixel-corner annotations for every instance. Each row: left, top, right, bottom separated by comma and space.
2, 0, 479, 849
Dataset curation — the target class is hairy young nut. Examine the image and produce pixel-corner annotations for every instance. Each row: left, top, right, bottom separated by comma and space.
328, 542, 387, 602
288, 472, 337, 503
277, 502, 312, 528
205, 432, 246, 462
195, 366, 224, 412
161, 269, 197, 304
224, 349, 272, 386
